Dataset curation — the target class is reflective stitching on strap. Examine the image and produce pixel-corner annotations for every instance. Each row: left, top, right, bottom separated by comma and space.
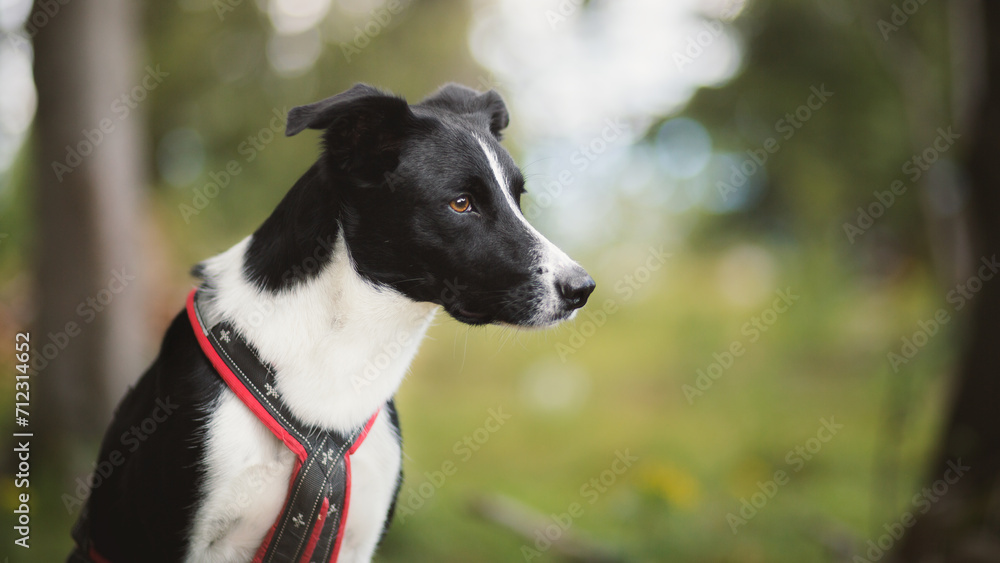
208, 326, 312, 448
271, 436, 353, 560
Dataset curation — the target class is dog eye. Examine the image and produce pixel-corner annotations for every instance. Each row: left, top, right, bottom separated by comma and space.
449, 195, 473, 213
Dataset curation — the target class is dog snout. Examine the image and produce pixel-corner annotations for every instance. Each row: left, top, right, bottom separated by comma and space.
556, 266, 596, 310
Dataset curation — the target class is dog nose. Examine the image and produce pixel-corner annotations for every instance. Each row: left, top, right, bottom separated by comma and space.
556, 268, 596, 310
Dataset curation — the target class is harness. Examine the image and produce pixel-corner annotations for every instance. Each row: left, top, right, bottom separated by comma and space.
71, 288, 378, 562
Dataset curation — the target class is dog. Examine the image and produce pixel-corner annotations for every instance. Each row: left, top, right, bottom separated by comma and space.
69, 83, 595, 563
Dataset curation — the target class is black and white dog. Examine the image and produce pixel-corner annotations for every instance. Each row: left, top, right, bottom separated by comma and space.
71, 83, 594, 562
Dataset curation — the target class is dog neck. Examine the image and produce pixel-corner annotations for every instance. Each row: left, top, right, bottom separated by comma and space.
195, 230, 437, 432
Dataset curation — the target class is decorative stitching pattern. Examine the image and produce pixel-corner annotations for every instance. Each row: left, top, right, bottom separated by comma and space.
270, 435, 353, 560
208, 327, 312, 448
320, 449, 335, 466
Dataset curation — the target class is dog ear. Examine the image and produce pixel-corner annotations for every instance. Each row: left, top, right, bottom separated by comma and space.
287, 84, 415, 181
419, 83, 510, 139
285, 83, 411, 137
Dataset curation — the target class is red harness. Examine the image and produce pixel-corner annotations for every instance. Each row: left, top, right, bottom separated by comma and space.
185, 288, 379, 562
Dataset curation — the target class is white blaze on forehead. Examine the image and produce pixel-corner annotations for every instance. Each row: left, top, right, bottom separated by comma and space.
475, 135, 576, 273
476, 136, 521, 219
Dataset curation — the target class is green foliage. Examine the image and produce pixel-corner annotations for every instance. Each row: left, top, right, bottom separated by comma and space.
683, 0, 953, 251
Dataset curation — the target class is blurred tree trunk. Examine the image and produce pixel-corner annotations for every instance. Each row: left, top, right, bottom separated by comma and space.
32, 0, 149, 470
893, 1, 1000, 561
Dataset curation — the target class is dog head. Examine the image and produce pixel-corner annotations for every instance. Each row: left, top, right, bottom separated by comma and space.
281, 83, 595, 327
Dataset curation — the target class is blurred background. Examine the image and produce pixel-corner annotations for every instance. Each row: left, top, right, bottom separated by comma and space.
1, 0, 999, 561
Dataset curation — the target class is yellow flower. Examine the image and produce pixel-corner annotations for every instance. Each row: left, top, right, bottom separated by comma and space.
638, 461, 701, 510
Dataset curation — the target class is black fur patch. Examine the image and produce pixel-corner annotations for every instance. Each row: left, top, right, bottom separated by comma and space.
380, 399, 403, 542
82, 311, 224, 562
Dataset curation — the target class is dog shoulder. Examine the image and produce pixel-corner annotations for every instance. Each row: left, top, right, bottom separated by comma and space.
84, 309, 225, 561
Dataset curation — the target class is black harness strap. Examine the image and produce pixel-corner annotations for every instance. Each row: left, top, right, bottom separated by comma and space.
187, 288, 379, 563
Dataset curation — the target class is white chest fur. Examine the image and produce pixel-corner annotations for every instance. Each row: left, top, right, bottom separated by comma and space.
184, 394, 402, 563
185, 236, 434, 562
